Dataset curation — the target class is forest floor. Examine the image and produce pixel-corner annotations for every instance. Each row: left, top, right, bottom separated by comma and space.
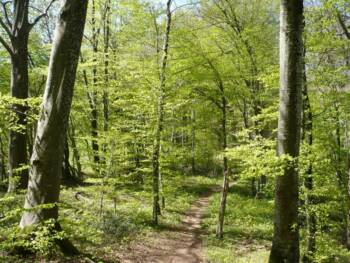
3, 177, 350, 262
114, 188, 216, 263
202, 183, 272, 263
112, 181, 273, 263
1, 177, 275, 263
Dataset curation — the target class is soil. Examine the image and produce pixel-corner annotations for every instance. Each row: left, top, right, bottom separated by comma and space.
116, 194, 212, 263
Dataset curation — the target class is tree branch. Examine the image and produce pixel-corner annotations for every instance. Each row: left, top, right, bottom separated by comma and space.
29, 0, 57, 30
171, 1, 200, 14
193, 87, 223, 110
0, 34, 13, 56
1, 0, 12, 28
337, 11, 350, 39
0, 16, 12, 38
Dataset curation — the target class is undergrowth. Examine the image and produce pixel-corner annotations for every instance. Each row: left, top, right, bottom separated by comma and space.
0, 173, 218, 262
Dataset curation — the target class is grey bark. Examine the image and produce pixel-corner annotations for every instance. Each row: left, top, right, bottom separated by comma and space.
20, 0, 88, 231
269, 1, 304, 262
6, 1, 30, 192
337, 11, 350, 40
152, 0, 172, 225
0, 0, 56, 192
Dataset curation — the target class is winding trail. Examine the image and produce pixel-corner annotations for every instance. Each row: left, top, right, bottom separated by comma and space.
118, 193, 212, 263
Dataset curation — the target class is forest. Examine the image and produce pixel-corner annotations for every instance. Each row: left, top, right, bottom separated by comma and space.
0, 0, 349, 262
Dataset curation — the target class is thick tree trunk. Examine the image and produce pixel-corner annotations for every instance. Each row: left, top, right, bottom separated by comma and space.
20, 0, 88, 237
152, 0, 172, 225
269, 1, 304, 262
7, 0, 30, 192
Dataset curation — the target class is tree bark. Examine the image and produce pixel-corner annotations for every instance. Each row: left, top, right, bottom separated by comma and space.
152, 0, 172, 225
216, 81, 229, 239
0, 134, 6, 181
103, 0, 111, 137
337, 11, 350, 40
100, 0, 111, 172
301, 48, 316, 263
61, 139, 80, 184
347, 156, 350, 250
6, 0, 30, 192
20, 0, 88, 235
62, 140, 71, 180
269, 1, 304, 262
69, 117, 82, 179
90, 0, 100, 166
191, 109, 196, 174
1, 0, 55, 192
331, 103, 350, 247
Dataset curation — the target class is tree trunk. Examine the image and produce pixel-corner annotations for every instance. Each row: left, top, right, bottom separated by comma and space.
100, 0, 111, 173
301, 48, 316, 263
0, 134, 6, 182
7, 0, 30, 192
20, 0, 88, 247
332, 103, 350, 247
90, 0, 100, 166
346, 117, 350, 250
269, 1, 304, 262
191, 109, 196, 174
152, 0, 172, 225
103, 0, 111, 138
69, 117, 82, 178
216, 87, 229, 239
61, 139, 78, 184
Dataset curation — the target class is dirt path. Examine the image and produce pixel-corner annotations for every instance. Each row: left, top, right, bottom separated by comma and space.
118, 194, 212, 263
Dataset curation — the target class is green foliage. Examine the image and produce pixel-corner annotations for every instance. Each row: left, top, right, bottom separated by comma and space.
203, 182, 273, 262
0, 194, 63, 257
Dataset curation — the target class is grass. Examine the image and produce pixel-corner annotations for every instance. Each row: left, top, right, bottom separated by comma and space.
4, 173, 350, 262
202, 181, 350, 263
202, 182, 273, 263
0, 172, 219, 262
